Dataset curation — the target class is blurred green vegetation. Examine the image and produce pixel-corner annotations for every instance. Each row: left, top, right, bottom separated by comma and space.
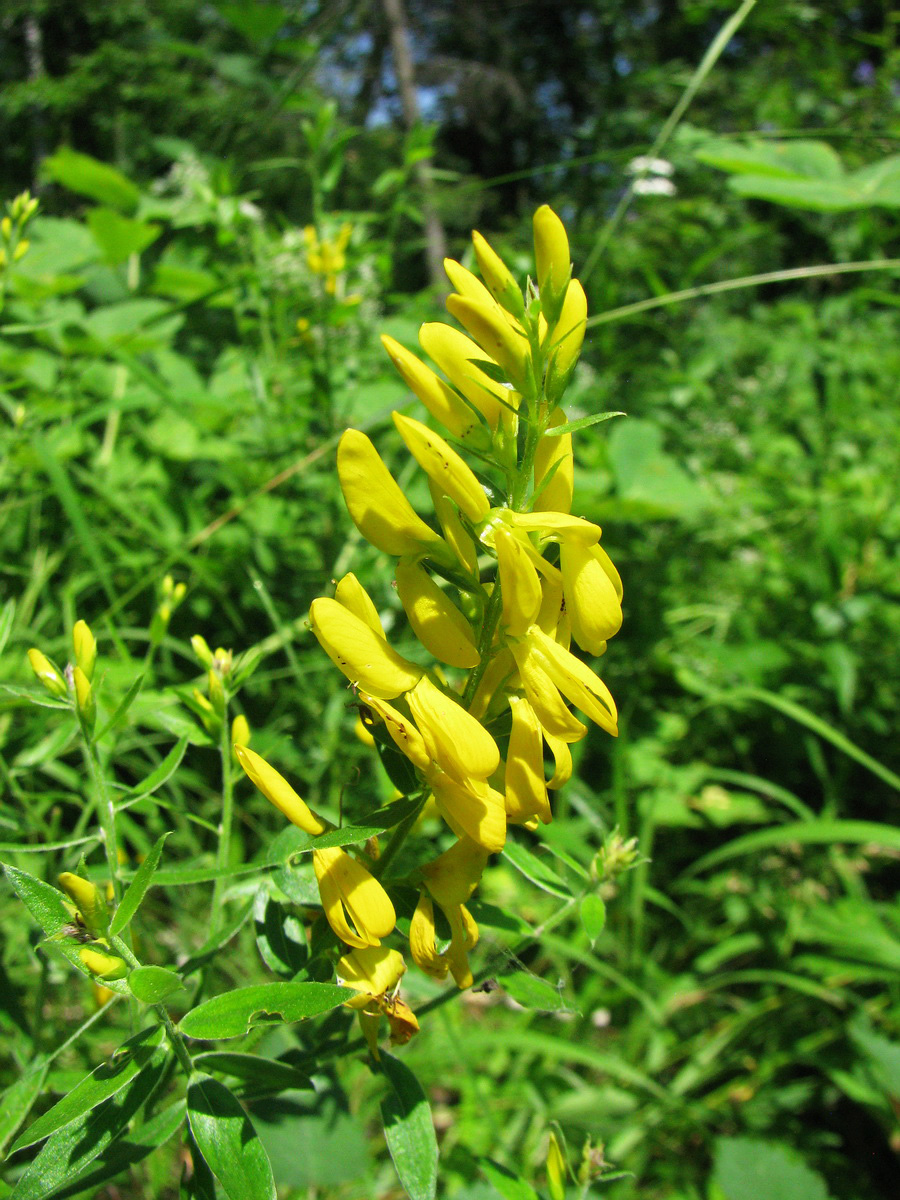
2, 2, 900, 1198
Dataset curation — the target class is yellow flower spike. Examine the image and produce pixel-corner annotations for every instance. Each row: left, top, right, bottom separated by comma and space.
533, 204, 571, 316
559, 542, 623, 655
309, 597, 423, 699
337, 429, 450, 560
546, 279, 588, 402
471, 230, 525, 317
544, 728, 573, 790
313, 847, 396, 948
231, 714, 250, 748
235, 744, 327, 836
445, 294, 531, 392
505, 697, 552, 824
407, 676, 499, 782
392, 411, 490, 524
534, 409, 574, 514
430, 773, 507, 853
336, 945, 407, 1011
493, 525, 542, 637
419, 322, 506, 429
72, 620, 97, 682
395, 560, 480, 669
58, 872, 109, 938
505, 510, 601, 546
73, 666, 95, 734
360, 692, 432, 774
78, 946, 128, 981
334, 573, 385, 638
27, 649, 68, 698
510, 640, 588, 743
381, 334, 479, 443
428, 481, 479, 578
526, 625, 618, 736
421, 837, 489, 988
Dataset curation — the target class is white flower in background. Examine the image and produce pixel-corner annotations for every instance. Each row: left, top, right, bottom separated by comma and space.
627, 155, 675, 176
633, 176, 677, 196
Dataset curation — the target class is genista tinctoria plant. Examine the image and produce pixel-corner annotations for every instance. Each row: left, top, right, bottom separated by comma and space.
239, 204, 624, 1044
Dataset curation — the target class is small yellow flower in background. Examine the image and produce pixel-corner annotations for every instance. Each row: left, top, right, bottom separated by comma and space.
72, 620, 97, 681
235, 745, 327, 836
313, 847, 396, 948
73, 666, 95, 734
27, 648, 68, 698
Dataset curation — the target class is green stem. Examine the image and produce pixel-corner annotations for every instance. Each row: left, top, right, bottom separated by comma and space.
460, 582, 505, 710
210, 714, 234, 932
83, 739, 121, 905
371, 793, 427, 879
110, 935, 194, 1078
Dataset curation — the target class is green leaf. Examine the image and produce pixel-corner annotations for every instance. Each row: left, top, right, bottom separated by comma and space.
10, 1026, 164, 1153
191, 1053, 311, 1093
121, 739, 188, 806
253, 890, 308, 976
480, 1158, 540, 1200
109, 831, 171, 935
0, 1066, 47, 1156
0, 598, 14, 657
87, 208, 161, 264
50, 1100, 185, 1200
502, 841, 571, 898
187, 1075, 276, 1200
579, 894, 606, 943
540, 411, 625, 436
129, 965, 186, 1003
9, 1057, 166, 1200
501, 971, 572, 1013
41, 148, 141, 213
712, 1137, 832, 1200
180, 982, 351, 1040
689, 820, 900, 876
219, 3, 285, 42
94, 674, 145, 741
849, 1017, 900, 1098
379, 1052, 438, 1200
3, 863, 71, 939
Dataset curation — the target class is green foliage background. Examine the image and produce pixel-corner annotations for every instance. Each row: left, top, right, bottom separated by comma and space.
1, 2, 900, 1198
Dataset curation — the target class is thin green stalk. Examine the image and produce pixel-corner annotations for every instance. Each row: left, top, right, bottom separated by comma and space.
82, 739, 122, 905
372, 792, 428, 879
210, 715, 235, 932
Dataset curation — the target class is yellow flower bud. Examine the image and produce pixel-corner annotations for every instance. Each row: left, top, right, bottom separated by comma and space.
27, 648, 68, 698
443, 257, 496, 309
471, 231, 524, 317
445, 294, 531, 392
309, 597, 423, 699
333, 573, 385, 637
534, 409, 574, 514
395, 559, 480, 669
191, 634, 214, 668
78, 946, 128, 981
0, 216, 10, 240
73, 666, 95, 733
392, 411, 489, 523
235, 744, 327, 835
13, 239, 29, 262
428, 481, 479, 578
533, 205, 571, 301
58, 872, 109, 937
381, 334, 479, 442
337, 429, 450, 560
546, 1132, 567, 1200
419, 322, 506, 430
546, 279, 587, 403
313, 847, 396, 948
231, 714, 250, 748
207, 668, 225, 718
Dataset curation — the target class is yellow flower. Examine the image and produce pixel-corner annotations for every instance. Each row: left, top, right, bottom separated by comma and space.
79, 946, 127, 981
406, 676, 499, 783
309, 597, 423, 699
73, 665, 95, 734
546, 279, 587, 402
471, 230, 524, 317
337, 429, 450, 560
419, 322, 508, 430
512, 625, 618, 739
58, 872, 109, 938
72, 619, 97, 681
559, 541, 623, 655
381, 334, 479, 443
430, 772, 507, 854
337, 944, 407, 1011
27, 648, 67, 698
533, 204, 571, 320
504, 697, 552, 825
235, 745, 327, 836
231, 714, 251, 748
395, 559, 480, 669
493, 525, 542, 637
445, 294, 531, 393
313, 847, 396, 948
333, 572, 385, 637
428, 481, 479, 578
410, 837, 489, 988
392, 411, 489, 523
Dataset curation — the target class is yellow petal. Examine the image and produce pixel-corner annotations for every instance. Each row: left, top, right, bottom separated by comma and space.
58, 872, 109, 937
543, 728, 573, 790
381, 334, 478, 442
337, 428, 448, 558
235, 745, 327, 835
334, 573, 385, 637
27, 648, 68, 698
505, 510, 601, 546
72, 619, 97, 681
314, 847, 396, 948
493, 526, 542, 637
471, 230, 524, 317
560, 542, 623, 655
445, 903, 479, 989
429, 480, 479, 578
395, 559, 480, 669
445, 294, 530, 392
431, 774, 506, 853
510, 640, 587, 743
409, 892, 449, 979
423, 836, 489, 908
505, 697, 552, 824
548, 278, 587, 378
337, 944, 406, 1006
533, 408, 573, 514
526, 626, 618, 736
360, 692, 431, 773
309, 597, 423, 699
419, 322, 506, 429
392, 411, 489, 522
407, 676, 499, 781
78, 947, 127, 981
533, 204, 570, 299
443, 257, 497, 309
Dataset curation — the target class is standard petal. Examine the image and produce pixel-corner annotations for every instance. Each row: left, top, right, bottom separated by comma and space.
309, 597, 423, 699
407, 676, 500, 781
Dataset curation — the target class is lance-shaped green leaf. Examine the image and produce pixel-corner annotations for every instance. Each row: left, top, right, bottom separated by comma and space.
10, 1025, 164, 1153
9, 1057, 166, 1200
180, 982, 351, 1041
191, 1053, 311, 1093
3, 864, 71, 939
187, 1075, 276, 1200
109, 832, 171, 935
0, 1066, 47, 1156
119, 739, 188, 806
379, 1052, 438, 1200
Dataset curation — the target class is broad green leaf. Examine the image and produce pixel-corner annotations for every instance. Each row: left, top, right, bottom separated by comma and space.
87, 208, 160, 264
712, 1137, 832, 1200
580, 894, 606, 943
129, 965, 186, 1003
3, 863, 71, 939
480, 1158, 541, 1200
187, 1074, 276, 1200
180, 982, 351, 1040
501, 971, 572, 1013
696, 137, 844, 181
9, 1058, 166, 1200
110, 831, 171, 935
10, 1026, 164, 1153
192, 1052, 311, 1092
51, 1100, 185, 1200
502, 841, 570, 898
0, 1066, 46, 1156
41, 148, 141, 212
379, 1052, 438, 1200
